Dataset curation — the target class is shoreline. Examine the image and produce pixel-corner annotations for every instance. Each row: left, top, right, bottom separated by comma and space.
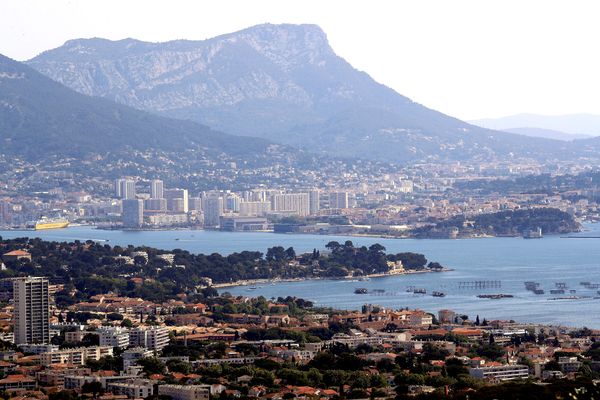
212, 267, 453, 289
0, 224, 582, 240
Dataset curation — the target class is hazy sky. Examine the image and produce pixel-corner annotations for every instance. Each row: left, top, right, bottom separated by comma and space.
1, 0, 600, 120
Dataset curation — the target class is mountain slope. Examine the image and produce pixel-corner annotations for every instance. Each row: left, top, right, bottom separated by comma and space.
27, 24, 574, 162
0, 54, 272, 161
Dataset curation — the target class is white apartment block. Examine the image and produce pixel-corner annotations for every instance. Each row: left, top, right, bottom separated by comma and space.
239, 201, 271, 216
129, 327, 169, 352
107, 379, 155, 398
99, 327, 130, 349
271, 193, 310, 216
469, 364, 529, 381
40, 346, 113, 366
122, 347, 154, 368
158, 384, 211, 400
13, 277, 50, 345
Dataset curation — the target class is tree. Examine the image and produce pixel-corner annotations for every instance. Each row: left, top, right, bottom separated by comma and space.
49, 391, 79, 400
285, 247, 296, 260
82, 381, 103, 398
138, 357, 166, 375
121, 318, 133, 328
107, 312, 124, 321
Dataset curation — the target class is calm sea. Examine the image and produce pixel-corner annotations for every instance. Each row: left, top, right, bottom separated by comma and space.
2, 225, 600, 327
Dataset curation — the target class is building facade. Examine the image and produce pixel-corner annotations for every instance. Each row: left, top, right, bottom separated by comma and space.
13, 277, 50, 344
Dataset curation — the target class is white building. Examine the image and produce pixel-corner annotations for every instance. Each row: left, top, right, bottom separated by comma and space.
107, 379, 155, 398
129, 327, 169, 352
158, 385, 211, 400
328, 192, 349, 209
469, 364, 529, 381
271, 193, 310, 216
239, 201, 271, 217
39, 346, 113, 366
99, 327, 130, 349
145, 198, 167, 212
150, 180, 164, 199
13, 277, 50, 344
122, 347, 154, 368
203, 196, 223, 227
115, 179, 136, 200
309, 189, 320, 215
122, 199, 144, 228
165, 189, 189, 213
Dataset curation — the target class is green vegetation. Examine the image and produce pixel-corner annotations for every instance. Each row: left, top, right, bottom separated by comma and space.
0, 237, 442, 304
412, 207, 580, 238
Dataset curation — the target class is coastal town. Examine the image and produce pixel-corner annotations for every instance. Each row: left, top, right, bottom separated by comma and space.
1, 162, 597, 238
0, 240, 598, 400
4, 2, 600, 399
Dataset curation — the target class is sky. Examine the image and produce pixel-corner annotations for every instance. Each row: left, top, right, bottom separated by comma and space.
1, 0, 600, 121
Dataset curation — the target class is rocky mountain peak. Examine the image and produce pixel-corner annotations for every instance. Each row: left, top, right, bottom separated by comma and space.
230, 23, 333, 69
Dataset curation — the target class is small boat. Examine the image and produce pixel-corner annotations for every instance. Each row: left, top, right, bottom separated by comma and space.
533, 289, 545, 295
432, 291, 445, 297
354, 288, 368, 294
477, 294, 514, 299
413, 288, 427, 294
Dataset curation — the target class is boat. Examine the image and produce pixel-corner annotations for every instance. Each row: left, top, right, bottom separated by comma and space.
354, 288, 368, 294
523, 227, 543, 239
413, 288, 427, 294
34, 218, 69, 230
477, 294, 514, 299
432, 291, 445, 297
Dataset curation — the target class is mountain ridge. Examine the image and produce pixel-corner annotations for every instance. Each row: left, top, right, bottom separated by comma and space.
27, 23, 577, 163
471, 113, 600, 138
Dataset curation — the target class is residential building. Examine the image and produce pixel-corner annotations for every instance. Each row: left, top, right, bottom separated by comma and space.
99, 327, 130, 349
329, 191, 349, 209
309, 189, 320, 215
107, 379, 155, 398
145, 198, 167, 212
165, 189, 189, 213
122, 347, 153, 368
203, 196, 223, 227
469, 364, 529, 381
129, 327, 169, 352
122, 199, 144, 228
239, 201, 271, 217
271, 193, 310, 216
39, 346, 113, 366
158, 384, 211, 400
13, 277, 50, 344
150, 180, 164, 199
115, 179, 136, 200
